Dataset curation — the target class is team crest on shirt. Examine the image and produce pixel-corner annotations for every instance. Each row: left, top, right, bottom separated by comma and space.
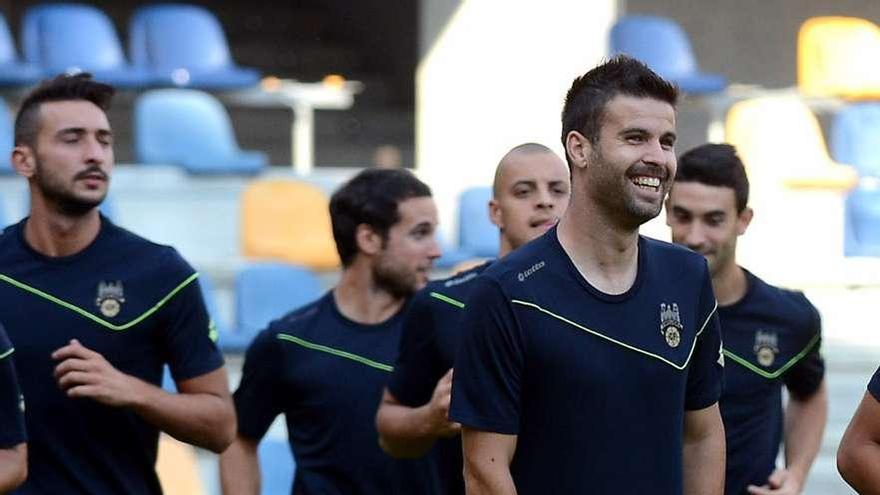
96, 281, 125, 318
659, 303, 683, 348
753, 330, 779, 367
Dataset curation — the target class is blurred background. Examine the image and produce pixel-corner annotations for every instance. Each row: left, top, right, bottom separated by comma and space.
0, 0, 879, 493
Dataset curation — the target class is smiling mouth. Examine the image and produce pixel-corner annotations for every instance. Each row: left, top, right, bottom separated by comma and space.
631, 176, 661, 191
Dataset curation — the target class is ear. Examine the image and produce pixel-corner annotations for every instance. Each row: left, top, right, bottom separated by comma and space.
564, 130, 592, 171
488, 198, 503, 229
354, 223, 383, 257
11, 145, 36, 178
736, 207, 753, 235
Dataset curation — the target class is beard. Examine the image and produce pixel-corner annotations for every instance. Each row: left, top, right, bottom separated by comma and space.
372, 252, 420, 299
34, 162, 107, 217
590, 148, 666, 229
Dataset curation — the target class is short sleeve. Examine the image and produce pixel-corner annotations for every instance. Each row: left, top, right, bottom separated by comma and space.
0, 325, 26, 448
235, 328, 285, 441
387, 289, 448, 407
449, 277, 523, 434
158, 273, 224, 381
869, 366, 880, 402
783, 303, 825, 399
685, 269, 724, 411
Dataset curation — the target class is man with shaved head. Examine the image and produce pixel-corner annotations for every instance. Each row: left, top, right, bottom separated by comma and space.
375, 143, 570, 495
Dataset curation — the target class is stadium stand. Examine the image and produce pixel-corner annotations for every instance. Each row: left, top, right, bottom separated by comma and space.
0, 12, 42, 87
129, 4, 261, 90
798, 16, 880, 100
258, 438, 296, 495
231, 262, 322, 352
0, 98, 13, 174
457, 186, 498, 258
844, 185, 880, 257
240, 178, 340, 270
609, 14, 726, 94
134, 89, 268, 174
20, 3, 155, 87
831, 103, 880, 178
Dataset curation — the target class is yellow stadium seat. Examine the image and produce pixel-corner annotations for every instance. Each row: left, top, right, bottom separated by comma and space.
156, 435, 205, 495
798, 16, 880, 99
724, 96, 857, 284
241, 179, 340, 270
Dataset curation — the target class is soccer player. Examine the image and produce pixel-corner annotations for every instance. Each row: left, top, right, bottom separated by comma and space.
667, 143, 827, 495
0, 74, 235, 494
220, 168, 443, 495
375, 143, 570, 495
449, 55, 725, 494
838, 366, 880, 493
0, 323, 26, 493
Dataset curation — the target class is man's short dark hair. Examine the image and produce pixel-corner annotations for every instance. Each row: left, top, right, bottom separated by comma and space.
560, 55, 678, 167
329, 168, 432, 267
14, 73, 115, 148
675, 143, 750, 212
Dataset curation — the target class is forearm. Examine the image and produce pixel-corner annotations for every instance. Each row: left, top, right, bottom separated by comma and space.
0, 444, 27, 493
838, 440, 880, 495
376, 400, 440, 458
219, 437, 261, 495
128, 378, 236, 453
784, 382, 828, 482
683, 404, 725, 495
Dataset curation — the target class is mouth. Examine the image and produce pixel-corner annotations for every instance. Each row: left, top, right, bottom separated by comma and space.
529, 217, 558, 229
630, 175, 662, 192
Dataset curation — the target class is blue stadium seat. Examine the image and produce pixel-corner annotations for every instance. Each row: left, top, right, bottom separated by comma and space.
21, 4, 156, 88
610, 15, 727, 94
0, 13, 42, 87
845, 184, 880, 257
232, 263, 322, 352
434, 229, 475, 269
129, 4, 261, 90
0, 99, 14, 174
458, 186, 498, 258
134, 89, 268, 174
831, 103, 880, 177
258, 438, 296, 495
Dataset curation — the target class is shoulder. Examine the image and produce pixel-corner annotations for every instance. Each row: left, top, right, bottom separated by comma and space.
642, 236, 709, 274
749, 272, 820, 331
267, 292, 330, 338
425, 261, 492, 307
104, 221, 197, 280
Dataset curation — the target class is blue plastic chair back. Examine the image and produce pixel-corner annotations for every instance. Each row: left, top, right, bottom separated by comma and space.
134, 89, 267, 174
458, 186, 498, 258
0, 14, 17, 64
22, 4, 126, 71
130, 4, 232, 71
258, 438, 296, 495
831, 103, 880, 177
610, 15, 726, 94
0, 13, 41, 87
0, 99, 13, 173
235, 263, 322, 346
845, 185, 880, 256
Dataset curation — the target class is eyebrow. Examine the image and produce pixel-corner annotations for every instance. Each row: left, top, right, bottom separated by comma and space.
57, 127, 114, 137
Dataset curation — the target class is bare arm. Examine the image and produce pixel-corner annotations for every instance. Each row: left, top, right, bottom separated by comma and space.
461, 428, 517, 495
682, 403, 725, 495
53, 339, 236, 453
219, 436, 261, 495
0, 443, 26, 494
838, 391, 880, 495
376, 369, 461, 458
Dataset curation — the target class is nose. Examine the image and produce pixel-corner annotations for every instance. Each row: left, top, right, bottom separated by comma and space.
535, 187, 555, 210
643, 139, 672, 171
427, 234, 442, 260
83, 136, 106, 165
682, 223, 708, 251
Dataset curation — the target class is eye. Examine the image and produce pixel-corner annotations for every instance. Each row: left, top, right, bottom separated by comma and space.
660, 136, 676, 150
625, 134, 646, 144
513, 187, 531, 198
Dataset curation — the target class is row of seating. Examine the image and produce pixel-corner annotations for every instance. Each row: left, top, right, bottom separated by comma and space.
0, 88, 268, 174
0, 3, 259, 89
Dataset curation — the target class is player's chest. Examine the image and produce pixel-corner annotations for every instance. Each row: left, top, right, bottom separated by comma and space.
721, 322, 800, 392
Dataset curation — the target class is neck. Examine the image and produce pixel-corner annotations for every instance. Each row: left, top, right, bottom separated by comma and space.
24, 199, 102, 257
333, 258, 407, 324
711, 261, 748, 307
556, 195, 640, 295
498, 234, 512, 258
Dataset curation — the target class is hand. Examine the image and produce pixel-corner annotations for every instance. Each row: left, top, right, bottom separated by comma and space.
52, 339, 143, 408
747, 468, 803, 495
426, 368, 461, 438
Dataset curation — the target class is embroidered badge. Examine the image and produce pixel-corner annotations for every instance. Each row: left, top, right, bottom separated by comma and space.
96, 281, 125, 318
753, 330, 779, 367
660, 303, 683, 348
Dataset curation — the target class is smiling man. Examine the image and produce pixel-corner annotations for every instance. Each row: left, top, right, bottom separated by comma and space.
667, 143, 827, 495
220, 168, 443, 495
449, 55, 725, 494
375, 143, 570, 495
0, 74, 235, 494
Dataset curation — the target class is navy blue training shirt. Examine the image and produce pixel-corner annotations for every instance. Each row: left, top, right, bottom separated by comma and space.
387, 262, 490, 495
0, 323, 25, 449
870, 367, 880, 402
718, 270, 824, 495
235, 291, 438, 495
0, 217, 224, 495
450, 227, 723, 494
